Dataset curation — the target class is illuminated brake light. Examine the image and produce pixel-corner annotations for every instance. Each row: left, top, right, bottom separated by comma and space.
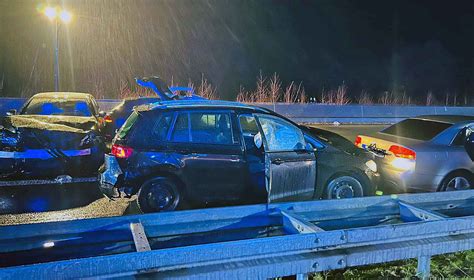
111, 144, 133, 158
104, 115, 113, 123
389, 145, 416, 160
355, 136, 362, 146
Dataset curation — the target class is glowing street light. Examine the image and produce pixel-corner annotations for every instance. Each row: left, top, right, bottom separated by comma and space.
43, 6, 72, 23
59, 10, 72, 24
44, 7, 57, 20
42, 6, 72, 91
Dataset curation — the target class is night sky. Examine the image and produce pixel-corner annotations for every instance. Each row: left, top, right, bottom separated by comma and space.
1, 0, 473, 101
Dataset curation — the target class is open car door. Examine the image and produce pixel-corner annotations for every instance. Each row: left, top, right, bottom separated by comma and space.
255, 114, 316, 203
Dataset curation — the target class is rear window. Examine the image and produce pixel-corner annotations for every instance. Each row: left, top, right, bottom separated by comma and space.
117, 111, 139, 139
382, 119, 452, 141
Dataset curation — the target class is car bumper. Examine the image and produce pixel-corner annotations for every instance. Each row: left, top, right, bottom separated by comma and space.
0, 148, 103, 179
365, 169, 381, 194
378, 162, 443, 194
99, 154, 123, 199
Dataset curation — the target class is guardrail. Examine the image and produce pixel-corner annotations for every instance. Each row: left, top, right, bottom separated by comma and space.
1, 190, 474, 279
1, 97, 473, 123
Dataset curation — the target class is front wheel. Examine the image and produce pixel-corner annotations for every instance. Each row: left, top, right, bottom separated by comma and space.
137, 177, 181, 213
324, 174, 365, 199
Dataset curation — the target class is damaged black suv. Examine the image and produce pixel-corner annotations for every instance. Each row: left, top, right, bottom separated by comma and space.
99, 100, 324, 212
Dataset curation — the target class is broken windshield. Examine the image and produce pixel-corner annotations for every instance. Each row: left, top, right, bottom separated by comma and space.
21, 99, 92, 117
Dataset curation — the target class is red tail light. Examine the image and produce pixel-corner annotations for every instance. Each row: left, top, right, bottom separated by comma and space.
111, 144, 133, 158
355, 136, 362, 146
104, 115, 113, 123
389, 145, 416, 160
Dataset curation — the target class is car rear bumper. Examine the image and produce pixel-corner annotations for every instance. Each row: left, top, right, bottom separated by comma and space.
99, 154, 122, 199
378, 162, 443, 194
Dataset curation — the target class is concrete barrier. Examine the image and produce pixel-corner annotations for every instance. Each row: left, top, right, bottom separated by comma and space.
1, 98, 473, 124
255, 103, 474, 123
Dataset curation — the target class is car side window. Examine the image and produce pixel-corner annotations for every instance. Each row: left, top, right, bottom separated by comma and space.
190, 112, 233, 144
239, 115, 259, 136
171, 113, 190, 142
452, 126, 474, 146
170, 112, 234, 144
239, 115, 261, 152
257, 115, 306, 152
151, 112, 174, 141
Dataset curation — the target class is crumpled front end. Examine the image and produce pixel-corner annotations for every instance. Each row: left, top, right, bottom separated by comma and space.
0, 117, 104, 180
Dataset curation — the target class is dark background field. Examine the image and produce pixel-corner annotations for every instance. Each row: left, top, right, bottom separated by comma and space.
1, 0, 473, 101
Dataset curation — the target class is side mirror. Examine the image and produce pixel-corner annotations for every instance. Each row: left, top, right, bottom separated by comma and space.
253, 132, 263, 149
6, 109, 16, 116
98, 111, 106, 118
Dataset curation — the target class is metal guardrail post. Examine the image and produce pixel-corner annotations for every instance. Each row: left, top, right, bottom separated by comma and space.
417, 255, 431, 280
280, 210, 324, 234
130, 222, 151, 252
398, 201, 447, 222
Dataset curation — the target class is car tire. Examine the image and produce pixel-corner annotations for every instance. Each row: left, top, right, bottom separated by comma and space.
137, 177, 181, 213
439, 171, 474, 192
324, 173, 367, 199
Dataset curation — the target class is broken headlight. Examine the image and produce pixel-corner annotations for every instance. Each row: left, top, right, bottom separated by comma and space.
0, 128, 20, 150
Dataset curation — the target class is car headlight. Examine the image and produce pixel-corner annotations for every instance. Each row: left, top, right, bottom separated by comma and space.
365, 160, 377, 173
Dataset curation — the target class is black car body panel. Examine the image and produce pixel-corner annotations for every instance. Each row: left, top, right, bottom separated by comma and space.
0, 92, 105, 180
301, 126, 379, 198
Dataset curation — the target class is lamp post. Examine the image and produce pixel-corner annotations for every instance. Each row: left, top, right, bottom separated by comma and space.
43, 7, 72, 91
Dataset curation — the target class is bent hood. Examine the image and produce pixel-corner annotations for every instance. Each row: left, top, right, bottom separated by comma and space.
5, 115, 96, 133
1, 115, 100, 151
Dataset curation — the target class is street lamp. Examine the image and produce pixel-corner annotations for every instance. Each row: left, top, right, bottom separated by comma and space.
42, 6, 72, 91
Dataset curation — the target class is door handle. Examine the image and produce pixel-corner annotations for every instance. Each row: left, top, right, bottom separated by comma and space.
272, 158, 284, 165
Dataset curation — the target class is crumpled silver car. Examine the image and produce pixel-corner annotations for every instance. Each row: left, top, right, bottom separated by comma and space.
355, 115, 474, 193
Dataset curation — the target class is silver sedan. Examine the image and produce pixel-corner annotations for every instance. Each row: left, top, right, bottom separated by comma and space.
355, 115, 474, 193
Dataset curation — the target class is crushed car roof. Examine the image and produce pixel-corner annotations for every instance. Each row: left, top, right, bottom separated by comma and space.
136, 100, 271, 113
30, 92, 93, 99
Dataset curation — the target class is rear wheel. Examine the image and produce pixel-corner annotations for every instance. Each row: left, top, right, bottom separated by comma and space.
324, 174, 366, 199
137, 177, 181, 213
440, 171, 473, 192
